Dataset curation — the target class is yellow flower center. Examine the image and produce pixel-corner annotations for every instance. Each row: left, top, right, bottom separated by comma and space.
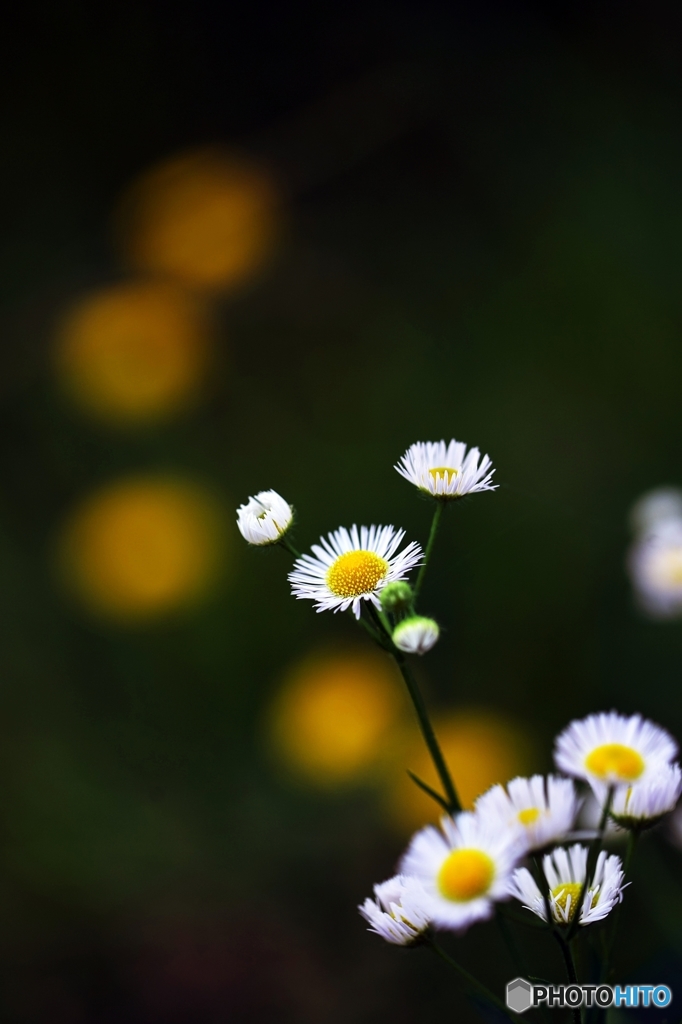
437, 848, 495, 902
326, 550, 389, 598
551, 882, 600, 921
518, 807, 541, 826
585, 743, 644, 781
428, 466, 460, 485
551, 883, 583, 922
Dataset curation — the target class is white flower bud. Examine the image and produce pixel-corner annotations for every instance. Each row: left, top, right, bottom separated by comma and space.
236, 489, 293, 545
392, 616, 439, 655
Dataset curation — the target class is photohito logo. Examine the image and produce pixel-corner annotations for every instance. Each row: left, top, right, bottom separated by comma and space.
506, 978, 672, 1013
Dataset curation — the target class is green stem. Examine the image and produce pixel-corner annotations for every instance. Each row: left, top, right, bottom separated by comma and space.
366, 603, 395, 650
394, 652, 461, 813
414, 502, 444, 599
430, 938, 517, 1022
353, 610, 388, 647
277, 535, 301, 558
553, 933, 581, 1024
623, 828, 638, 874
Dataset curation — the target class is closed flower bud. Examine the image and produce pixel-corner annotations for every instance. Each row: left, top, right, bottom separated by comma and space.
392, 616, 439, 655
237, 489, 293, 546
380, 581, 414, 614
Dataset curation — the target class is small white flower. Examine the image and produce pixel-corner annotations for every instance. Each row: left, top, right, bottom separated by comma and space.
554, 711, 677, 788
628, 519, 682, 619
392, 616, 440, 655
629, 487, 682, 535
236, 489, 293, 546
509, 844, 626, 927
359, 875, 431, 945
288, 524, 422, 619
399, 812, 524, 933
475, 775, 581, 854
593, 762, 682, 829
395, 439, 496, 500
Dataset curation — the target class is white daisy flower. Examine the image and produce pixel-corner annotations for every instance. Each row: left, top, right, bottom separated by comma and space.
399, 812, 524, 933
475, 775, 581, 854
629, 487, 682, 535
395, 439, 496, 500
236, 489, 293, 546
593, 762, 682, 830
627, 519, 682, 619
509, 844, 626, 927
554, 711, 677, 788
359, 875, 431, 945
288, 524, 422, 619
392, 616, 440, 655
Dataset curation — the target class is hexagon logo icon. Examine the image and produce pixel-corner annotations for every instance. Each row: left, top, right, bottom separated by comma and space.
506, 978, 532, 1014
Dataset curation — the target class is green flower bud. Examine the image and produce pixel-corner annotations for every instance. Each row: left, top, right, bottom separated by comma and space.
380, 581, 413, 613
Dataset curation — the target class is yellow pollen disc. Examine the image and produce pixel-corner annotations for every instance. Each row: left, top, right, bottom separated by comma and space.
428, 466, 460, 485
552, 883, 583, 922
325, 550, 389, 598
518, 807, 541, 826
437, 848, 495, 902
585, 743, 644, 781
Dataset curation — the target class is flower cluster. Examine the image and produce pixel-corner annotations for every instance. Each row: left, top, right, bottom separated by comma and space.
236, 437, 494, 641
237, 443, 682, 1007
627, 486, 682, 619
360, 711, 681, 943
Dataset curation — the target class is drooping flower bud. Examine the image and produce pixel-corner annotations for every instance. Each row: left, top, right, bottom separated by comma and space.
392, 616, 439, 655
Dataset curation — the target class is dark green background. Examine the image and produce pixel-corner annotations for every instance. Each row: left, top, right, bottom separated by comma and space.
1, 1, 682, 1020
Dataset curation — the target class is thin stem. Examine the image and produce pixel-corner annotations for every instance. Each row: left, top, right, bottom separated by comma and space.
553, 933, 581, 1024
430, 938, 517, 1022
394, 652, 461, 813
376, 607, 394, 636
366, 604, 395, 650
623, 828, 639, 874
353, 610, 387, 647
414, 502, 444, 599
277, 535, 301, 558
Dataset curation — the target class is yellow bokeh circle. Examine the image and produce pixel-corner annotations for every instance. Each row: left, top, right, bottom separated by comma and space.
386, 708, 534, 832
58, 477, 224, 621
116, 148, 278, 291
54, 282, 212, 424
267, 650, 404, 788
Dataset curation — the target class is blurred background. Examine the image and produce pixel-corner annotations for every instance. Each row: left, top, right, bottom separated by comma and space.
2, 0, 682, 1020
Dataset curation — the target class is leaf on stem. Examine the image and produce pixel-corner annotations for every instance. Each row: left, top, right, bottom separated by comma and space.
406, 769, 451, 812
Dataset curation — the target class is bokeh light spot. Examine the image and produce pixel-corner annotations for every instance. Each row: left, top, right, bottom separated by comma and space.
386, 708, 534, 832
58, 477, 225, 622
267, 650, 404, 788
54, 282, 212, 424
116, 148, 279, 291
